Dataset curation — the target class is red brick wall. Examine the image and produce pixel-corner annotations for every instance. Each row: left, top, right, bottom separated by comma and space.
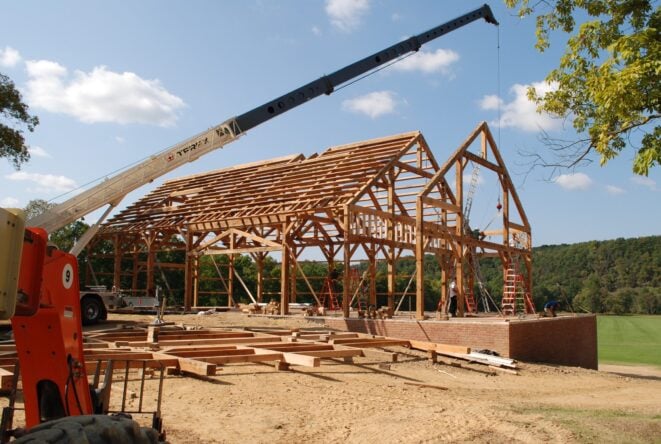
325, 318, 511, 356
508, 315, 597, 369
325, 315, 598, 369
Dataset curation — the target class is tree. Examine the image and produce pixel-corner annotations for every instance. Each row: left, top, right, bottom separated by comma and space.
1, 72, 39, 168
505, 0, 660, 175
24, 199, 89, 251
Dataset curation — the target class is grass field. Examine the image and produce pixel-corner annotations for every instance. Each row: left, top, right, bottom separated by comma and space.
598, 315, 661, 367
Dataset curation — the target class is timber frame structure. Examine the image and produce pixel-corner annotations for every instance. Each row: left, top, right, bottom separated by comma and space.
89, 122, 532, 319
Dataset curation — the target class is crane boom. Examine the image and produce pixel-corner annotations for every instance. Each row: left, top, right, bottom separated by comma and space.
27, 4, 498, 236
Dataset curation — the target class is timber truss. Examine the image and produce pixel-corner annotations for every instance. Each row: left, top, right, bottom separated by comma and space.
89, 122, 532, 319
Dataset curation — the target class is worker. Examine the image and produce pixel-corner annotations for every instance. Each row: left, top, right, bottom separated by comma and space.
544, 300, 560, 317
448, 281, 458, 317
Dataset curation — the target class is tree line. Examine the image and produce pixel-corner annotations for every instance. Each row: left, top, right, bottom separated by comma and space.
21, 200, 661, 315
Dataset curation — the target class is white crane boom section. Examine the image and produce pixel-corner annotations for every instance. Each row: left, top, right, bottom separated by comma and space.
27, 120, 240, 233
24, 5, 498, 238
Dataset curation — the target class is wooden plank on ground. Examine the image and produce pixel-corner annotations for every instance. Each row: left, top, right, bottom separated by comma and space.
280, 352, 320, 367
409, 340, 470, 355
116, 336, 283, 348
84, 358, 178, 373
256, 344, 335, 353
201, 352, 284, 365
84, 352, 157, 361
329, 339, 409, 348
332, 344, 398, 362
153, 352, 217, 376
0, 368, 14, 390
95, 331, 256, 342
160, 345, 240, 354
296, 349, 363, 359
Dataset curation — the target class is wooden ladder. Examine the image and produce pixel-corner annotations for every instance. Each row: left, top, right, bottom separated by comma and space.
501, 262, 536, 315
464, 289, 477, 314
319, 276, 341, 310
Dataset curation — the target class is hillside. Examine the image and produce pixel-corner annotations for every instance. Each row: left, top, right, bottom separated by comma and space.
478, 235, 661, 314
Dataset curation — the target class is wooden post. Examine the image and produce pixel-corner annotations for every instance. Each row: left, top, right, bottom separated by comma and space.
192, 254, 199, 307
184, 231, 194, 311
455, 158, 465, 317
131, 248, 139, 296
440, 267, 448, 315
146, 235, 155, 297
342, 208, 352, 318
280, 222, 290, 315
368, 247, 377, 307
228, 254, 235, 308
113, 234, 122, 290
415, 197, 425, 320
290, 246, 297, 303
387, 170, 396, 314
256, 253, 264, 303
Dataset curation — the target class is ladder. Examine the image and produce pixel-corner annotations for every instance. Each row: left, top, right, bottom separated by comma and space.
501, 260, 535, 315
319, 276, 341, 310
464, 288, 477, 314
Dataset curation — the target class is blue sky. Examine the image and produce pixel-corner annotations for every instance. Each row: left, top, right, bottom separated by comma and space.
1, 0, 658, 247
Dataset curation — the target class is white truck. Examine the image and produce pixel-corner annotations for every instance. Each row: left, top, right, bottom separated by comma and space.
79, 286, 160, 325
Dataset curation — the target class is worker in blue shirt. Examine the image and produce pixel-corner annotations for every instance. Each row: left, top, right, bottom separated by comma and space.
544, 300, 560, 317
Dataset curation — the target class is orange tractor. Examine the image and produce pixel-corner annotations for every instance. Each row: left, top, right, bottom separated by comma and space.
0, 208, 162, 442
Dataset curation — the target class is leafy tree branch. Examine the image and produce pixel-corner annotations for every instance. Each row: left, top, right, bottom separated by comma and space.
505, 0, 660, 175
0, 72, 39, 169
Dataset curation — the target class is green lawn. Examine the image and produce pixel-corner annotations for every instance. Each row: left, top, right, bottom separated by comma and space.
598, 315, 661, 367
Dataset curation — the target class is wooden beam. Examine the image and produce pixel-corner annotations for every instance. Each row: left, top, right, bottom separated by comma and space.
409, 340, 471, 355
152, 352, 217, 376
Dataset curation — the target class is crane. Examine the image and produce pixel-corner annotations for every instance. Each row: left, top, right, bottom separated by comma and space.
1, 5, 498, 441
27, 4, 498, 257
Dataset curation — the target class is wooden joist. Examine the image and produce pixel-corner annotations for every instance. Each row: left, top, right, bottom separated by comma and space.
409, 340, 471, 355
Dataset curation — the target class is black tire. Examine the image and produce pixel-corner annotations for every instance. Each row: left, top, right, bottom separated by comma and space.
14, 414, 159, 443
81, 297, 103, 326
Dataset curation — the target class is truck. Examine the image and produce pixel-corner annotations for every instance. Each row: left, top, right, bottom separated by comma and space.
79, 286, 160, 325
0, 5, 497, 440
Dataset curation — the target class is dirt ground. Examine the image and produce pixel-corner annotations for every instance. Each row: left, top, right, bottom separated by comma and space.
85, 311, 659, 444
4, 312, 658, 443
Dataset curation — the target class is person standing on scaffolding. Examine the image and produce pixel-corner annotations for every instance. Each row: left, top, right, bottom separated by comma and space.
448, 281, 458, 317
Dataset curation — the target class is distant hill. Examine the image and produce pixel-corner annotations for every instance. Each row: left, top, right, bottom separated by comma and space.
478, 235, 661, 314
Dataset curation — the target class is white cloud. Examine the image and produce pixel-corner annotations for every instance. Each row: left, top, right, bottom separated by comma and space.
115, 136, 125, 144
28, 146, 51, 158
311, 25, 322, 36
342, 91, 397, 119
554, 172, 593, 191
0, 197, 20, 207
391, 12, 402, 22
6, 171, 77, 193
392, 48, 459, 74
630, 176, 657, 191
605, 185, 625, 195
0, 46, 21, 67
325, 0, 370, 32
25, 60, 186, 127
480, 81, 561, 132
479, 94, 503, 110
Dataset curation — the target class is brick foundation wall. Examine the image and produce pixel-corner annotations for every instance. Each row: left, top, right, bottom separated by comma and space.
508, 315, 597, 369
324, 314, 597, 369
